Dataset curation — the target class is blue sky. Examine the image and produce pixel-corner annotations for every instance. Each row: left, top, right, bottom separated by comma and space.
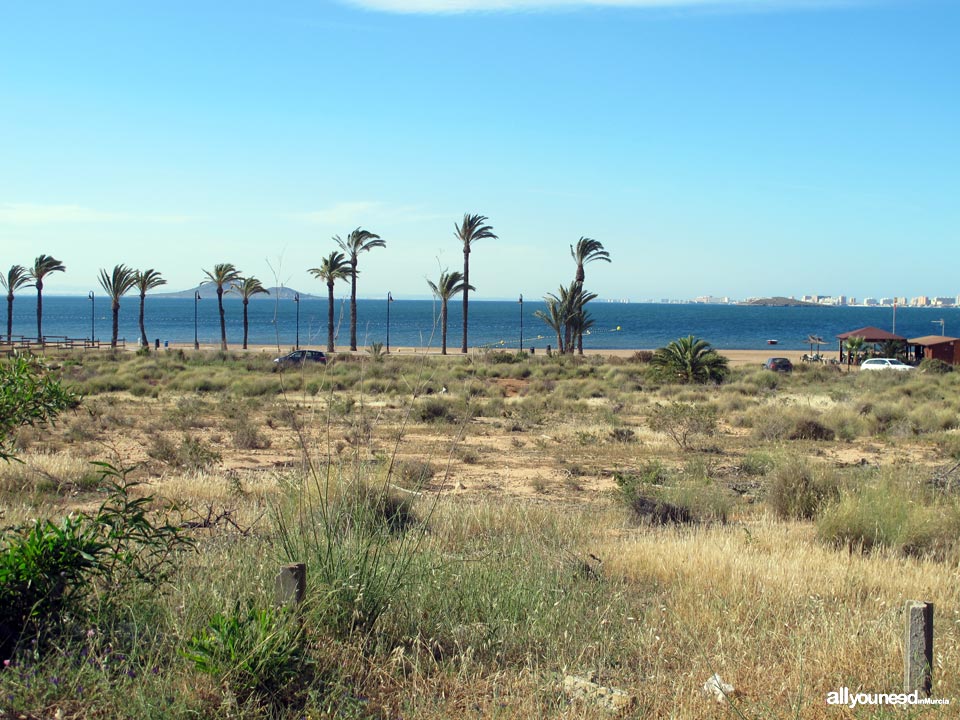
1, 0, 957, 301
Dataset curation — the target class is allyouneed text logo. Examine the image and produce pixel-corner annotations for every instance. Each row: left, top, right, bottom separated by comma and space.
827, 687, 950, 709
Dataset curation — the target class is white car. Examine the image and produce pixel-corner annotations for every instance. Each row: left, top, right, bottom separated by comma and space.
859, 358, 914, 372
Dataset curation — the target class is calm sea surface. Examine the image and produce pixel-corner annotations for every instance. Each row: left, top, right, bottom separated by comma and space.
6, 296, 958, 352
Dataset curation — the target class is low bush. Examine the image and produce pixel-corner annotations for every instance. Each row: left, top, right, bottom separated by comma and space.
788, 418, 836, 441
919, 358, 953, 374
817, 478, 960, 559
0, 464, 193, 654
766, 458, 841, 520
184, 601, 308, 707
647, 402, 718, 450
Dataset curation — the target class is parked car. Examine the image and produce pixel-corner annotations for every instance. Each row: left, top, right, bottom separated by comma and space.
763, 357, 793, 372
859, 358, 914, 372
273, 350, 327, 368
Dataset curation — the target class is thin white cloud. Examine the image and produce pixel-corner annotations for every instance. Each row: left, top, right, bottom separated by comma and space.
343, 0, 847, 13
293, 201, 447, 226
0, 202, 191, 225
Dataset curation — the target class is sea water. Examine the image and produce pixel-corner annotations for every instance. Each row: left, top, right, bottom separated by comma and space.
4, 296, 957, 352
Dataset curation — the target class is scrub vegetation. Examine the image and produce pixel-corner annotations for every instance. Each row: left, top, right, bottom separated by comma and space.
1, 346, 959, 718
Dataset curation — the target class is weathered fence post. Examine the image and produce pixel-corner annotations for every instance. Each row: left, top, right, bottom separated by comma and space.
275, 563, 307, 609
904, 600, 933, 697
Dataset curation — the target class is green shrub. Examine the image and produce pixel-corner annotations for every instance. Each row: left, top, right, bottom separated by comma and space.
392, 458, 436, 488
647, 402, 718, 450
766, 459, 841, 520
817, 479, 960, 558
230, 415, 271, 450
788, 418, 836, 441
147, 434, 222, 470
0, 354, 77, 461
919, 358, 953, 374
184, 601, 307, 706
0, 464, 193, 653
414, 397, 456, 424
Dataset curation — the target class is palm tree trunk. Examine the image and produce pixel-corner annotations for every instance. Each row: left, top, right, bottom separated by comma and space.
242, 299, 249, 350
139, 293, 148, 347
6, 295, 12, 340
36, 282, 43, 340
326, 282, 335, 353
349, 261, 358, 351
577, 332, 583, 355
441, 300, 448, 355
461, 249, 469, 354
217, 286, 227, 350
111, 299, 120, 348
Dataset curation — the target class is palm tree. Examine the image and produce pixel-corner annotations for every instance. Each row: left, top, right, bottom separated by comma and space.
28, 255, 66, 340
650, 335, 729, 384
570, 237, 610, 353
97, 264, 137, 348
454, 213, 497, 354
1, 265, 29, 341
844, 336, 866, 368
134, 269, 166, 348
230, 276, 269, 350
201, 263, 242, 350
335, 228, 385, 351
426, 270, 472, 355
309, 251, 351, 353
534, 296, 566, 353
570, 237, 610, 286
533, 282, 597, 355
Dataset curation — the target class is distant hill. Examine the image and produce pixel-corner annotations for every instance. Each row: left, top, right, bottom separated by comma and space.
153, 285, 318, 300
743, 296, 823, 308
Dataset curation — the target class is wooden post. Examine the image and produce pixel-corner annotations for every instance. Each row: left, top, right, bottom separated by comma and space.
275, 563, 306, 609
904, 600, 933, 697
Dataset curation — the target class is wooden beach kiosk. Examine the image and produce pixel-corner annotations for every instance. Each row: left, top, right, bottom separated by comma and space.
907, 335, 960, 365
835, 326, 907, 364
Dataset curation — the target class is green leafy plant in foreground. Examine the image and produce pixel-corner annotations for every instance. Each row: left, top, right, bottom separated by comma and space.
0, 463, 194, 654
183, 600, 307, 706
0, 353, 77, 461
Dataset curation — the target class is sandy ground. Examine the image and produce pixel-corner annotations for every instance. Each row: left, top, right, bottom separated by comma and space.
151, 343, 821, 368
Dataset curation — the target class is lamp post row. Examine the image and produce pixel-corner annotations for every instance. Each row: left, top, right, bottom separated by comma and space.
85, 291, 529, 351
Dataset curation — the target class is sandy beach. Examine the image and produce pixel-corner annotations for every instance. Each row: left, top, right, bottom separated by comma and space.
146, 342, 816, 368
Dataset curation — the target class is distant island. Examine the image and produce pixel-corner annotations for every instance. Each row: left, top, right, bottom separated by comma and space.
153, 286, 317, 300
742, 296, 823, 308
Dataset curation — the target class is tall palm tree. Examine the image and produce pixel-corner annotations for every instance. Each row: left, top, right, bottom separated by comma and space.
97, 264, 137, 348
570, 237, 610, 353
651, 335, 729, 384
309, 251, 351, 353
335, 228, 385, 351
28, 255, 66, 340
134, 269, 166, 348
454, 213, 497, 354
570, 237, 610, 286
1, 265, 29, 341
201, 263, 242, 350
427, 270, 472, 355
230, 276, 269, 350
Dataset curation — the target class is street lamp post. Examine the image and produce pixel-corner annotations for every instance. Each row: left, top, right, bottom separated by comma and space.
518, 294, 523, 352
88, 291, 95, 343
294, 293, 300, 350
194, 291, 201, 350
386, 292, 394, 353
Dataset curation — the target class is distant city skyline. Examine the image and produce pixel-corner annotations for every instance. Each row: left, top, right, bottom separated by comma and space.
2, 1, 957, 300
